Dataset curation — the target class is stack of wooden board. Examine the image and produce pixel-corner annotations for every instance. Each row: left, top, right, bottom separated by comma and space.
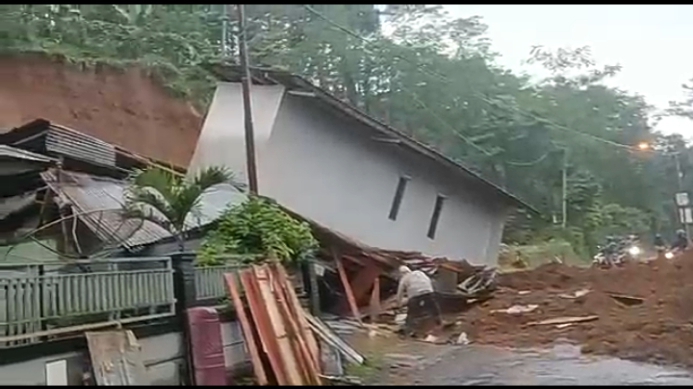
224, 262, 322, 386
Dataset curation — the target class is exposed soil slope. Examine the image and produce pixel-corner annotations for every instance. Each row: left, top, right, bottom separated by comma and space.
455, 253, 693, 368
0, 55, 203, 167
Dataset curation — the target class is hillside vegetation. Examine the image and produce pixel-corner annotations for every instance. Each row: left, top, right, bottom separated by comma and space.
3, 5, 693, 256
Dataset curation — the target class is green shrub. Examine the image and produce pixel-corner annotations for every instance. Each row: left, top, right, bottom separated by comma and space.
198, 197, 318, 266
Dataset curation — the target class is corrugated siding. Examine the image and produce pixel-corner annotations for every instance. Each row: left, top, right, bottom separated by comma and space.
46, 125, 116, 167
41, 170, 170, 249
41, 170, 246, 250
0, 145, 53, 163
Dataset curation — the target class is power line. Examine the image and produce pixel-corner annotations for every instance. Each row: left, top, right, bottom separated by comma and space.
300, 5, 560, 166
302, 5, 638, 152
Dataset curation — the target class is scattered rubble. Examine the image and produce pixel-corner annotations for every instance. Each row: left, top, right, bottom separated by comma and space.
450, 251, 693, 368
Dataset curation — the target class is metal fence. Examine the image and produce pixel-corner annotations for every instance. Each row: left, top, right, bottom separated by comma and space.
0, 257, 176, 347
195, 256, 254, 300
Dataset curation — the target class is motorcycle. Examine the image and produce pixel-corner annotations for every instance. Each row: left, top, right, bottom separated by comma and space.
592, 237, 642, 268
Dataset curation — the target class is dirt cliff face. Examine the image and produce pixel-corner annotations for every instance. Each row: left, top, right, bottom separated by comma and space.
0, 55, 203, 167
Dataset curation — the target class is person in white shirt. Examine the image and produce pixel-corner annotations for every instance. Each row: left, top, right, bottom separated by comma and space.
396, 265, 442, 337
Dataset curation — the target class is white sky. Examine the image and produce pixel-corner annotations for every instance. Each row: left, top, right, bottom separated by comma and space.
446, 5, 693, 138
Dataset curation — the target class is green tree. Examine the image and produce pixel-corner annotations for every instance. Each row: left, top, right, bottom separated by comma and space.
124, 166, 241, 250
3, 4, 688, 256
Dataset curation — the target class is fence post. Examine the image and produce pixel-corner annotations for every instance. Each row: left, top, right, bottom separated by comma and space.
170, 252, 198, 386
171, 252, 198, 311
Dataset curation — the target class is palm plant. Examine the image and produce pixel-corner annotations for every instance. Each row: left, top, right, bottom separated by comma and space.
124, 166, 243, 251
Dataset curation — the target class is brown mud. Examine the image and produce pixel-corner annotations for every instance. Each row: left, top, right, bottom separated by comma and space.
0, 54, 202, 167
453, 251, 693, 368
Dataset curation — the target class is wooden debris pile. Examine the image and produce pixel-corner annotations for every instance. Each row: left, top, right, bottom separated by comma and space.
224, 263, 320, 385
224, 262, 365, 386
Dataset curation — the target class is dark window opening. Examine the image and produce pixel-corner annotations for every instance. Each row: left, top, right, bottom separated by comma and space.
388, 176, 410, 221
427, 194, 446, 239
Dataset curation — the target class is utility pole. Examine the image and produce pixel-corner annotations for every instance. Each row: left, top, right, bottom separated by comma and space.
221, 5, 230, 59
674, 152, 691, 241
236, 4, 259, 195
561, 148, 568, 229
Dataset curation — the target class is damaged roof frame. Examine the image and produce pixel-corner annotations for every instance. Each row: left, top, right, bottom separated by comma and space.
0, 119, 188, 177
205, 63, 537, 213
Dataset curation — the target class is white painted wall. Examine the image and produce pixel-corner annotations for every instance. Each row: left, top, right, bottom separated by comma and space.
0, 323, 251, 386
186, 83, 285, 183
0, 332, 184, 386
261, 96, 509, 265
189, 84, 512, 265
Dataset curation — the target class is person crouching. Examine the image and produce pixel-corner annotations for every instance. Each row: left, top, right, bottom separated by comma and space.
395, 265, 442, 337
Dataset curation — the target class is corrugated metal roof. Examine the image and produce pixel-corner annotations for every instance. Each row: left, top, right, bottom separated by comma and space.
46, 124, 117, 167
0, 192, 37, 220
40, 170, 246, 250
0, 145, 54, 163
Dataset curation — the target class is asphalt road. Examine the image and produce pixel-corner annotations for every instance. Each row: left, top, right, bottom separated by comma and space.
349, 334, 693, 386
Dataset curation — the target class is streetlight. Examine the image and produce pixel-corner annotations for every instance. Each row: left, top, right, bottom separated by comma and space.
637, 142, 690, 241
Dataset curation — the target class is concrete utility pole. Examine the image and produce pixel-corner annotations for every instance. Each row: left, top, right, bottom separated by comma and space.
673, 152, 691, 241
221, 5, 230, 59
236, 4, 259, 194
561, 148, 568, 229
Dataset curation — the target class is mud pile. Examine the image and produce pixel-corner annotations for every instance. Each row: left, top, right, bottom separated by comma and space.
454, 253, 693, 368
0, 55, 202, 167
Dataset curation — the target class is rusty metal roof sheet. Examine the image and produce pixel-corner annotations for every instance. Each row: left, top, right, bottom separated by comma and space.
0, 145, 54, 164
40, 169, 246, 250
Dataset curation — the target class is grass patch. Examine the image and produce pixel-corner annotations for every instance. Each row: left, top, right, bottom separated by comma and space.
343, 351, 384, 382
499, 239, 590, 271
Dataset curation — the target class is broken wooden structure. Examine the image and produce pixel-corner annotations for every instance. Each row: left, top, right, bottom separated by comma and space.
85, 330, 149, 386
286, 210, 489, 322
224, 262, 323, 386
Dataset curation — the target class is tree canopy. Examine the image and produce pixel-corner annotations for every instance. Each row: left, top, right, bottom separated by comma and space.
4, 4, 693, 255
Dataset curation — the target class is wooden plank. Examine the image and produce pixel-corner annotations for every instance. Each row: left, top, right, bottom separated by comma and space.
349, 264, 381, 306
272, 263, 320, 369
85, 330, 149, 386
369, 276, 381, 322
240, 269, 288, 385
252, 265, 304, 385
334, 252, 363, 325
608, 293, 644, 306
526, 315, 599, 327
224, 273, 268, 386
270, 270, 321, 385
273, 265, 321, 381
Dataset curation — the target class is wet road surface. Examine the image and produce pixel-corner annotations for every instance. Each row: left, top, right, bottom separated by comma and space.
348, 334, 693, 385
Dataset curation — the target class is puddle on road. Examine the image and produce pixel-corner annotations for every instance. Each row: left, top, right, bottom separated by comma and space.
346, 333, 693, 385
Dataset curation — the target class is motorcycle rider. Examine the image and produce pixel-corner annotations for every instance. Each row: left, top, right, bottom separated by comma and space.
602, 236, 620, 265
654, 233, 667, 255
671, 229, 689, 254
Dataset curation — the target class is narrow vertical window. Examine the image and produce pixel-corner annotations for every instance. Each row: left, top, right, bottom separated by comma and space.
427, 194, 446, 239
388, 176, 410, 221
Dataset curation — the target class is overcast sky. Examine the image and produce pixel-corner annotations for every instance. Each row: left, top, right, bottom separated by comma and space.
446, 5, 693, 138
